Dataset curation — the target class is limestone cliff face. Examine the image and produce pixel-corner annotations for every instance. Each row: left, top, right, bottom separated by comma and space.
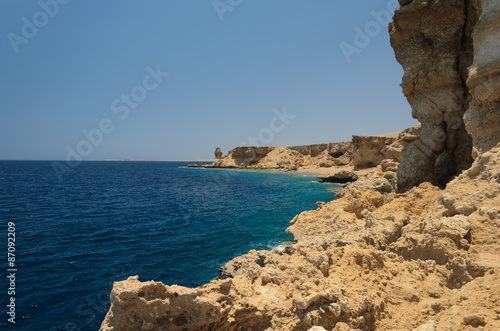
390, 0, 477, 191
213, 146, 277, 168
350, 129, 422, 170
465, 0, 500, 155
211, 142, 353, 170
351, 136, 396, 169
391, 0, 500, 192
210, 129, 420, 172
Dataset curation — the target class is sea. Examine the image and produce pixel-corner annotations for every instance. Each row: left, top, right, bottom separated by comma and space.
0, 161, 339, 330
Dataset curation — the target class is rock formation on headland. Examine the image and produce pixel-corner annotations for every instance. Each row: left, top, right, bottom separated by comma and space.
214, 147, 224, 160
208, 126, 421, 174
210, 142, 354, 171
101, 1, 500, 330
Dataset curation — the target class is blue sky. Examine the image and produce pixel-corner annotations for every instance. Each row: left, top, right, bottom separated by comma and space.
0, 0, 417, 161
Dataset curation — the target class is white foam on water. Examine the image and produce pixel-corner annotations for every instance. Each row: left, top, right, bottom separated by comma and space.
271, 244, 286, 251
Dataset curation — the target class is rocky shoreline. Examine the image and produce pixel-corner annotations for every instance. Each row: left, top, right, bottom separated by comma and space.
100, 1, 500, 330
188, 125, 421, 186
100, 144, 500, 330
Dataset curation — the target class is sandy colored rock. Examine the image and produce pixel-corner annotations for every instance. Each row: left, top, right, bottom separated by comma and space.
465, 0, 500, 156
392, 0, 500, 191
352, 135, 395, 169
463, 313, 486, 327
390, 0, 476, 191
308, 327, 327, 331
209, 127, 420, 176
214, 147, 223, 160
210, 142, 353, 171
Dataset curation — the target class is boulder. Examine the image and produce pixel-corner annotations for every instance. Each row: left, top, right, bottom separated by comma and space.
316, 171, 359, 184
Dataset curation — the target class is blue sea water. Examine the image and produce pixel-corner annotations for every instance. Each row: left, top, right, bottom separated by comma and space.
0, 161, 338, 330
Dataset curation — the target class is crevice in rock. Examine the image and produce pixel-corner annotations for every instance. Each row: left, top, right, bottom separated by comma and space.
464, 229, 472, 244
453, 0, 476, 171
255, 254, 266, 267
330, 152, 344, 158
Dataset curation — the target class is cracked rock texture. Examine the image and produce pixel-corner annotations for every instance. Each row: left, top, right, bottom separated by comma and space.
465, 0, 500, 156
390, 0, 478, 191
391, 0, 500, 192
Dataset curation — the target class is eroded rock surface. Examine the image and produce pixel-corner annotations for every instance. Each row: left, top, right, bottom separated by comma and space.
210, 127, 419, 173
210, 143, 353, 170
315, 171, 359, 184
390, 0, 477, 191
214, 147, 223, 160
392, 0, 500, 192
352, 136, 396, 169
465, 0, 500, 155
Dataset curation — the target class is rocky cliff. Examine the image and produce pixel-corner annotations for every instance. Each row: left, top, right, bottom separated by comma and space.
351, 125, 420, 170
465, 0, 500, 155
210, 142, 354, 170
390, 0, 500, 192
209, 127, 420, 173
100, 1, 500, 330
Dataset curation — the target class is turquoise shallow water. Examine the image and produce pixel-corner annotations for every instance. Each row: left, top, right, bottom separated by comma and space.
0, 161, 338, 330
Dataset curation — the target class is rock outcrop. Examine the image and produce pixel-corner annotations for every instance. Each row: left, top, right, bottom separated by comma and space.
352, 135, 396, 169
315, 171, 359, 184
210, 142, 353, 170
214, 147, 223, 160
465, 0, 500, 156
390, 0, 477, 191
101, 144, 500, 331
391, 0, 500, 192
209, 128, 420, 173
351, 127, 421, 170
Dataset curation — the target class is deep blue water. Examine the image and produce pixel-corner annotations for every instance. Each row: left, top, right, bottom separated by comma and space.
0, 161, 338, 330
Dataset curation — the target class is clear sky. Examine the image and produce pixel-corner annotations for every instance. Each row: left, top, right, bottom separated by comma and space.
0, 0, 417, 161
